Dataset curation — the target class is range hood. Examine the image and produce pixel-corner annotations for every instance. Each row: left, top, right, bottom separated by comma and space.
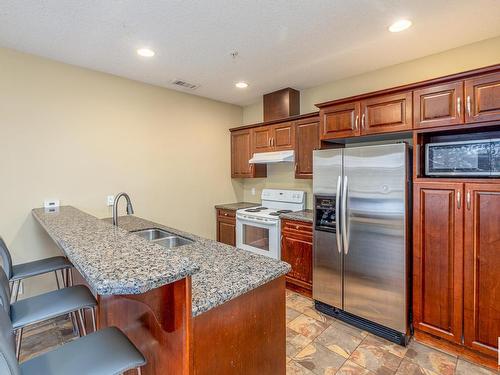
249, 150, 295, 164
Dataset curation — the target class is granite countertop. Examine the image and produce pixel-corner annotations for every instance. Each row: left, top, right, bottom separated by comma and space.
280, 209, 314, 223
32, 206, 290, 317
214, 202, 259, 211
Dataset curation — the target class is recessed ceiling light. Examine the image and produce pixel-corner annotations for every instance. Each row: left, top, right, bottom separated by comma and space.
137, 48, 155, 57
235, 81, 248, 89
389, 19, 412, 33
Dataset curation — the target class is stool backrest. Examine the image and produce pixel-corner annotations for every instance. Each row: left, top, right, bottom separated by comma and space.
0, 307, 20, 375
0, 237, 13, 279
0, 268, 11, 315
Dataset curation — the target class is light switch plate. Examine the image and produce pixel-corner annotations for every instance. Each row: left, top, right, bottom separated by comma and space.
107, 195, 115, 206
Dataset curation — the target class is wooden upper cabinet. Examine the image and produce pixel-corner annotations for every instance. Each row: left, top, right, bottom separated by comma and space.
465, 72, 500, 123
414, 81, 464, 129
273, 122, 295, 151
231, 129, 266, 178
413, 182, 464, 343
360, 91, 412, 135
320, 101, 360, 140
463, 183, 500, 358
253, 126, 273, 153
295, 118, 319, 179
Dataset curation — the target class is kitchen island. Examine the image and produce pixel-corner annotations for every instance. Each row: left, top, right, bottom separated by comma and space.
32, 206, 290, 375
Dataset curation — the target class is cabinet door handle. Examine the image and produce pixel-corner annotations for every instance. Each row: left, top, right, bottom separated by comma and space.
355, 115, 359, 130
466, 96, 471, 117
268, 138, 272, 147
457, 191, 461, 209
466, 190, 471, 210
295, 162, 298, 173
457, 97, 461, 116
361, 114, 366, 129
272, 137, 275, 147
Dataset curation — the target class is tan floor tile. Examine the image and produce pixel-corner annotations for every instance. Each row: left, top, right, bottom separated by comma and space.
350, 336, 403, 374
315, 324, 363, 358
455, 358, 498, 375
405, 341, 457, 375
362, 334, 408, 358
287, 359, 316, 374
287, 292, 315, 313
337, 360, 375, 375
288, 315, 329, 341
287, 306, 302, 323
396, 358, 438, 375
331, 320, 369, 341
303, 307, 335, 325
295, 341, 347, 375
287, 327, 313, 357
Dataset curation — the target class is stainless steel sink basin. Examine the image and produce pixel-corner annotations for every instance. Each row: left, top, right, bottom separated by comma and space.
131, 228, 194, 249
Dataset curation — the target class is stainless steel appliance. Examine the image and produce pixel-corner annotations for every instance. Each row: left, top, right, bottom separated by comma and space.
236, 189, 305, 259
313, 143, 410, 345
425, 138, 500, 177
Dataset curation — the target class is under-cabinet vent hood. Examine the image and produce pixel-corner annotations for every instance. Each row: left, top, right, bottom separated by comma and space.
249, 150, 295, 164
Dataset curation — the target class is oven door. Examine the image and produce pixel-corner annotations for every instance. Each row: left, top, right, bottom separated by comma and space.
236, 214, 279, 259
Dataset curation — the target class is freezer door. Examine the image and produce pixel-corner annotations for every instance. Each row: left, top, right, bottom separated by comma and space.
343, 143, 408, 333
313, 149, 343, 308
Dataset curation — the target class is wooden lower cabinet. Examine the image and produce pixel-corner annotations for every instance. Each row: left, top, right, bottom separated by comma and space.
281, 219, 313, 296
216, 209, 236, 246
413, 182, 463, 343
463, 183, 500, 359
414, 181, 500, 362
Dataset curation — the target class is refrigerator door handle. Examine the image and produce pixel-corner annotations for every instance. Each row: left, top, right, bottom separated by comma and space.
342, 175, 349, 254
335, 175, 342, 253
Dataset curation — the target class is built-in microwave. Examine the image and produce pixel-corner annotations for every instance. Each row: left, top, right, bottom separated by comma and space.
425, 139, 500, 177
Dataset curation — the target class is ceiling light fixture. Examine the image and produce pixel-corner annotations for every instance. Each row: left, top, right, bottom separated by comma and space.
389, 19, 412, 33
137, 48, 155, 57
235, 81, 248, 89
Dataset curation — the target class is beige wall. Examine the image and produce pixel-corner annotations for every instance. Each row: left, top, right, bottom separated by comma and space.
0, 47, 243, 297
241, 35, 500, 206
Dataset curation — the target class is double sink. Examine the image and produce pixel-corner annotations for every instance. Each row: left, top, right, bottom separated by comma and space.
131, 228, 194, 249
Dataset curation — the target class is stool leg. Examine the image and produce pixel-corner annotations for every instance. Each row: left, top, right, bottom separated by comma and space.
12, 280, 21, 303
77, 309, 87, 336
70, 311, 81, 337
15, 328, 23, 359
54, 271, 61, 290
90, 307, 97, 332
9, 281, 13, 295
68, 269, 74, 286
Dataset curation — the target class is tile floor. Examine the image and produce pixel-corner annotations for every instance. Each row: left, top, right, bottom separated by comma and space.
19, 290, 499, 375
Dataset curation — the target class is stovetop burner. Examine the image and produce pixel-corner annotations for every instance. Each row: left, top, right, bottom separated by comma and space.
245, 206, 268, 212
269, 209, 293, 216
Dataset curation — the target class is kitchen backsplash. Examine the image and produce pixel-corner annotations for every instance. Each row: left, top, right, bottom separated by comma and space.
241, 163, 313, 208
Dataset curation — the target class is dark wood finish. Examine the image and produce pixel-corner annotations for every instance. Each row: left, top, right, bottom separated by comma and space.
413, 182, 463, 343
281, 219, 313, 297
414, 81, 464, 129
230, 112, 319, 132
320, 101, 360, 140
216, 209, 236, 246
231, 128, 266, 178
193, 276, 286, 375
253, 126, 273, 153
414, 330, 500, 372
273, 121, 295, 150
360, 91, 412, 134
263, 88, 300, 122
315, 64, 500, 109
98, 277, 193, 375
463, 183, 500, 358
465, 72, 500, 123
295, 117, 320, 179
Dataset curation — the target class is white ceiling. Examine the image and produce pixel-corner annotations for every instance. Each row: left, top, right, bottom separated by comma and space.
1, 1, 499, 106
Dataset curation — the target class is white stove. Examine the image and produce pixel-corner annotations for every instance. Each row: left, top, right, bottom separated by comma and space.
236, 189, 306, 259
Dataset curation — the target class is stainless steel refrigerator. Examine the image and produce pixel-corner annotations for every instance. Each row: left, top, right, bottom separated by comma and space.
313, 143, 410, 345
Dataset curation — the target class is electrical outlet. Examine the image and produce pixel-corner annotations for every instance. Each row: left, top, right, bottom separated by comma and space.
251, 188, 256, 196
107, 195, 115, 206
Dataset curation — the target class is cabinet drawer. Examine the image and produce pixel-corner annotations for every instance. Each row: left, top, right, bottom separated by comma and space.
217, 209, 235, 220
281, 219, 312, 236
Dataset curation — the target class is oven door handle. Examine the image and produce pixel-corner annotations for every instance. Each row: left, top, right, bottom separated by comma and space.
236, 215, 276, 226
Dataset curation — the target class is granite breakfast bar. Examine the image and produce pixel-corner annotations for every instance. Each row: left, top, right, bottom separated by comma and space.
32, 206, 290, 375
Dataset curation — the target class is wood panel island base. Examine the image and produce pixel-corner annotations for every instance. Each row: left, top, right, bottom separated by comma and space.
77, 272, 286, 375
32, 207, 290, 375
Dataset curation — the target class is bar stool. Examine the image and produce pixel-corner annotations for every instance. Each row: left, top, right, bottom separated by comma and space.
0, 267, 97, 359
0, 237, 73, 302
0, 307, 146, 375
